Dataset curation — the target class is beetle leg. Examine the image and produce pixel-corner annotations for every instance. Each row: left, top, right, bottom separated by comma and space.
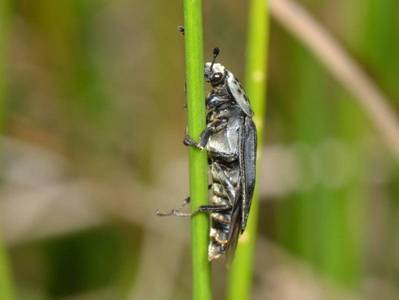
192, 204, 232, 216
156, 209, 192, 217
156, 196, 191, 216
175, 204, 231, 218
156, 184, 213, 217
157, 204, 231, 218
183, 119, 227, 149
198, 119, 228, 148
183, 135, 202, 149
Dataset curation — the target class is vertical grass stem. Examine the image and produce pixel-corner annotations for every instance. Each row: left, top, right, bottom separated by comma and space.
183, 0, 213, 299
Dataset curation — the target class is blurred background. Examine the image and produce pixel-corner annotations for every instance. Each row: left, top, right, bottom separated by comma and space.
1, 0, 399, 299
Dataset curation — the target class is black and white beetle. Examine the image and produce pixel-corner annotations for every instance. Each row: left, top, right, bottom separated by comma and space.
157, 48, 257, 260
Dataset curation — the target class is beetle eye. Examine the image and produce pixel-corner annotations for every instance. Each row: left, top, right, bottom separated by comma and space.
211, 72, 223, 83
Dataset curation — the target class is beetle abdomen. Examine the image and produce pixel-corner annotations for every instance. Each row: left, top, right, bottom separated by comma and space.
208, 170, 237, 260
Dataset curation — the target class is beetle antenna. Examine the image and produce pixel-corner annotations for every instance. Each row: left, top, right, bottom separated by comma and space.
210, 47, 220, 71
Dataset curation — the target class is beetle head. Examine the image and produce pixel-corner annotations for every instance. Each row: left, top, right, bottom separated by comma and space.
205, 48, 226, 87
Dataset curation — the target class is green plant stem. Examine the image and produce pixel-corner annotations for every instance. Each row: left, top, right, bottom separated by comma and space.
0, 236, 14, 300
183, 1, 212, 300
227, 0, 269, 299
0, 1, 15, 299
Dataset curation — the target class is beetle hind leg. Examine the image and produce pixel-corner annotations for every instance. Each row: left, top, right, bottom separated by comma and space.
191, 204, 231, 216
157, 202, 231, 218
156, 184, 220, 217
156, 209, 192, 217
156, 196, 191, 217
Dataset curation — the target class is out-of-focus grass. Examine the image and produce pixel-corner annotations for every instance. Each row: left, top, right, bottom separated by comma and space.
274, 0, 376, 288
227, 0, 269, 299
44, 226, 137, 297
356, 0, 399, 287
36, 1, 110, 153
0, 0, 9, 129
276, 32, 364, 288
359, 0, 399, 96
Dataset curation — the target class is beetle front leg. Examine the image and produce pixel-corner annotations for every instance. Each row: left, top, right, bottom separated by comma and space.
183, 119, 227, 149
183, 129, 212, 150
183, 135, 203, 150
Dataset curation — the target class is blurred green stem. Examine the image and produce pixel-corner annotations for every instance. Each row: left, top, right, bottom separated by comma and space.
184, 0, 212, 300
227, 0, 269, 299
0, 1, 15, 299
0, 236, 14, 300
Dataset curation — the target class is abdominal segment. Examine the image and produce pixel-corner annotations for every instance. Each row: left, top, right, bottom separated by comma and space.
208, 166, 240, 260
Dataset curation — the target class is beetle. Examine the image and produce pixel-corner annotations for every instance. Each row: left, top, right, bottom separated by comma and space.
157, 48, 257, 260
